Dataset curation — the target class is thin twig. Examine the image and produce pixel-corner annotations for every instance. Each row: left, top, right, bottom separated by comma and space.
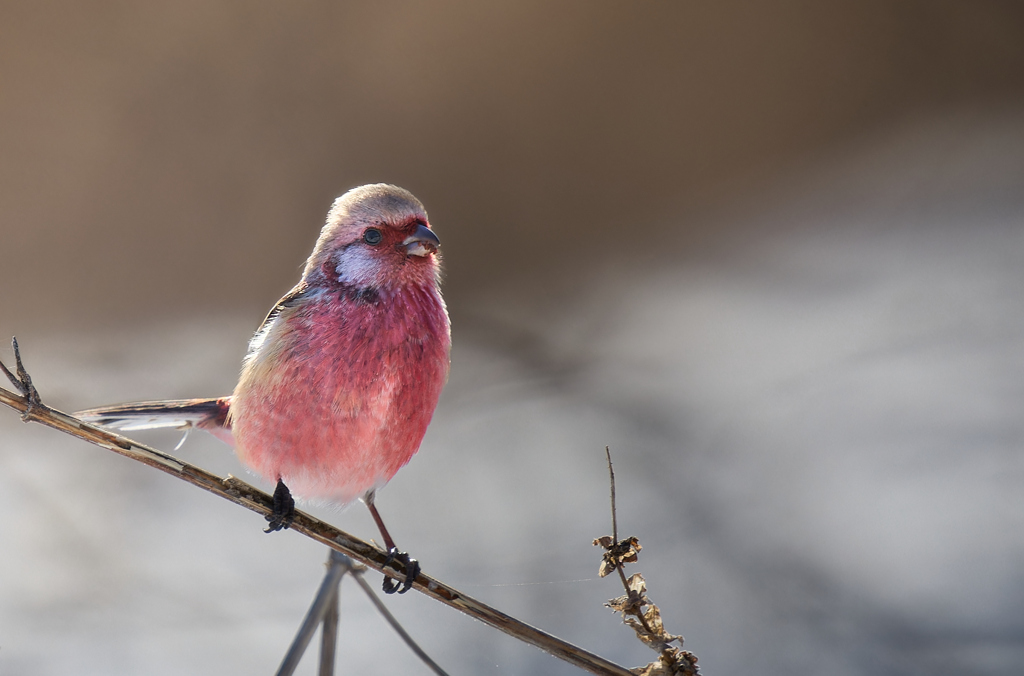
605, 447, 653, 635
318, 554, 341, 676
596, 448, 700, 675
605, 446, 618, 543
318, 588, 340, 676
0, 362, 632, 676
281, 548, 447, 676
277, 549, 349, 676
349, 561, 451, 676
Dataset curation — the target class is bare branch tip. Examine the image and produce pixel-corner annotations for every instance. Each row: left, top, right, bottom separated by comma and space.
2, 336, 42, 417
605, 446, 618, 543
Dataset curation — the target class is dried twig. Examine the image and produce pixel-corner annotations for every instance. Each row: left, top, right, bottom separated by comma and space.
348, 557, 450, 676
318, 565, 340, 676
0, 341, 632, 676
594, 447, 700, 676
289, 549, 450, 676
277, 550, 350, 676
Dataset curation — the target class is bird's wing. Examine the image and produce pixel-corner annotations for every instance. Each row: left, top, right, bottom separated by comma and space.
255, 283, 313, 337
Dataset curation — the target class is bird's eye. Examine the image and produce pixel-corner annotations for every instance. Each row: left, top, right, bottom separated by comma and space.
362, 228, 383, 245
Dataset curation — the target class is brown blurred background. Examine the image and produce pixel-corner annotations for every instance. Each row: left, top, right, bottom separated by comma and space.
3, 2, 1024, 676
2, 0, 1022, 327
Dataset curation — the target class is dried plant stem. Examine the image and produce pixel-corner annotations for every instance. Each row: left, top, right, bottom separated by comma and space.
606, 446, 618, 543
277, 550, 349, 676
318, 573, 340, 676
348, 558, 450, 676
282, 548, 447, 676
597, 448, 700, 675
605, 447, 653, 635
0, 382, 631, 676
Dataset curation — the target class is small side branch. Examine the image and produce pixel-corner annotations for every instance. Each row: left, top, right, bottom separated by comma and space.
0, 343, 631, 676
277, 550, 350, 676
594, 448, 700, 676
349, 558, 450, 676
278, 549, 448, 676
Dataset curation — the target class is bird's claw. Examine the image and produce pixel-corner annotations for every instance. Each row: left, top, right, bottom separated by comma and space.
381, 547, 419, 594
1, 337, 42, 420
264, 479, 295, 533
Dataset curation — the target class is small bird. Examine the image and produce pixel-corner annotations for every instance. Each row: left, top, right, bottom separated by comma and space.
77, 184, 451, 593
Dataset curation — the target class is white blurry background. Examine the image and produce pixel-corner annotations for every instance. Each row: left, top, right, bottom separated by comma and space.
2, 3, 1023, 675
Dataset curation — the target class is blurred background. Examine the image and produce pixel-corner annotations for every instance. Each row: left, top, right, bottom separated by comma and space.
2, 1, 1023, 674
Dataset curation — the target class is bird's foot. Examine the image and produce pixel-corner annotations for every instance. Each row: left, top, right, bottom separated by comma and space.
381, 547, 419, 594
264, 479, 295, 533
1, 337, 43, 420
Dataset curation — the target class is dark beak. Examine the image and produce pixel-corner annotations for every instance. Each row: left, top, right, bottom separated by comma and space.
402, 224, 440, 257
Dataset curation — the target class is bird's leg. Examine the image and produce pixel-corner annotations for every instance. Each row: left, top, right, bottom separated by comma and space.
265, 479, 296, 533
366, 499, 419, 594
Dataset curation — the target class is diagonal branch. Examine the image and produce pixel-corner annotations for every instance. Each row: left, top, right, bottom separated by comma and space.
0, 369, 631, 676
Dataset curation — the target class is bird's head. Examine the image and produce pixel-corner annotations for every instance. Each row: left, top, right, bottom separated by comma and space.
303, 184, 442, 292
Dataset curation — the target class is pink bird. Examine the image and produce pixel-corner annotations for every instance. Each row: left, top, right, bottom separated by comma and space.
78, 184, 451, 593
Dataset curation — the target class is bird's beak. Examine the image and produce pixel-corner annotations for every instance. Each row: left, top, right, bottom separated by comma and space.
402, 224, 441, 257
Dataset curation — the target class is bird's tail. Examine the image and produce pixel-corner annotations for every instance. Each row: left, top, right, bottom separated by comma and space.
75, 397, 234, 445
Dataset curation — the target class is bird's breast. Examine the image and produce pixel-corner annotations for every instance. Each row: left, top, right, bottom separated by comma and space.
229, 284, 450, 502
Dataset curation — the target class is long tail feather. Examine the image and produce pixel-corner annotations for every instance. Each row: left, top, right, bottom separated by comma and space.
75, 397, 234, 445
